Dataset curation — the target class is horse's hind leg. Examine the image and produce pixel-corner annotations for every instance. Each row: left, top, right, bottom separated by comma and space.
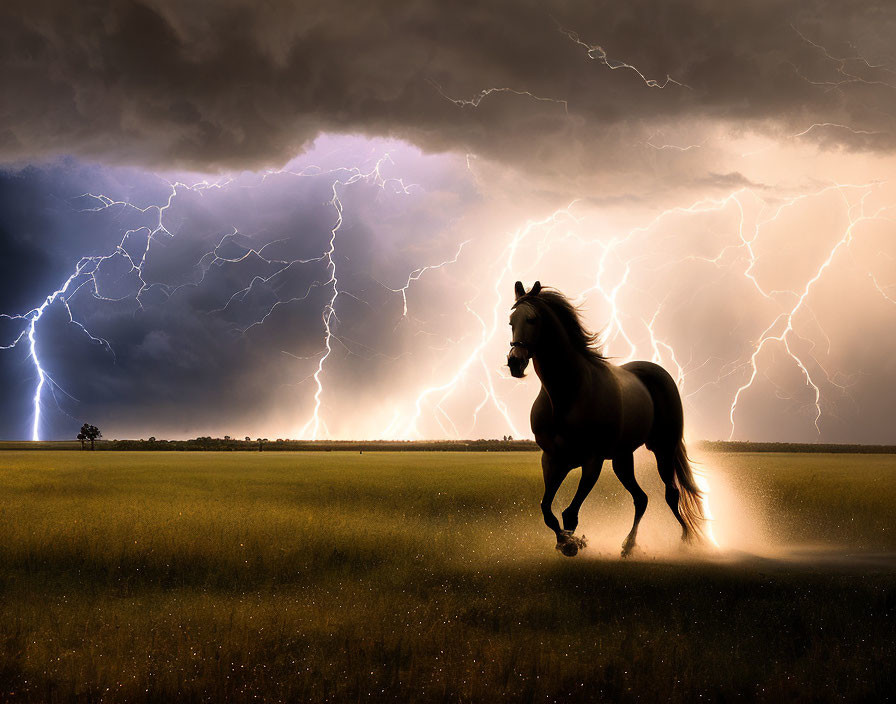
655, 448, 689, 542
612, 453, 648, 557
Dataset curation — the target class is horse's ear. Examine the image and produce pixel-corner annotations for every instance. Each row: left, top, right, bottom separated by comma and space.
514, 281, 525, 300
530, 281, 542, 296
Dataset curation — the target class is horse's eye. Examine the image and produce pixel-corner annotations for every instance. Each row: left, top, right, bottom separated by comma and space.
527, 316, 536, 324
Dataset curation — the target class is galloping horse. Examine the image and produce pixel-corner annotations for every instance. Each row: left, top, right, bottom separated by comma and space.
507, 281, 706, 557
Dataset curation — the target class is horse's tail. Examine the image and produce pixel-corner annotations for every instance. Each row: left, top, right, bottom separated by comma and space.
670, 439, 707, 541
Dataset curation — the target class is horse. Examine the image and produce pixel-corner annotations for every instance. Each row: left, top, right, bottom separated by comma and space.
506, 280, 706, 557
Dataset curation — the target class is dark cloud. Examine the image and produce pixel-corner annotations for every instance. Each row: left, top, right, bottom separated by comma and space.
1, 1, 895, 175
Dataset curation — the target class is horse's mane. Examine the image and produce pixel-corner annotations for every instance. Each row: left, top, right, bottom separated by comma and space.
514, 288, 607, 364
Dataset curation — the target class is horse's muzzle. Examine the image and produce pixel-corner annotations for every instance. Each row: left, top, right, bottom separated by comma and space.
507, 346, 530, 378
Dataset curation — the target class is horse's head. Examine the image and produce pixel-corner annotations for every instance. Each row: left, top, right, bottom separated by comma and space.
507, 280, 542, 377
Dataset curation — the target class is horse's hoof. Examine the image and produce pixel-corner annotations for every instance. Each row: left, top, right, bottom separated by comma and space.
559, 541, 579, 557
620, 541, 636, 558
556, 531, 587, 557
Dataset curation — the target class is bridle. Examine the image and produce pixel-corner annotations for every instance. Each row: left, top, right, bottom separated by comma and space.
510, 298, 536, 356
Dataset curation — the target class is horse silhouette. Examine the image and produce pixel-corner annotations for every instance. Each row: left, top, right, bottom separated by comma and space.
507, 280, 706, 557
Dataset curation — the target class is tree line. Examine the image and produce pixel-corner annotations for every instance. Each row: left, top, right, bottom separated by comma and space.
67, 427, 896, 454
71, 429, 540, 452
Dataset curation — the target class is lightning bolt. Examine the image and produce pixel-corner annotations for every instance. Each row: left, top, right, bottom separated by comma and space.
791, 123, 886, 139
559, 26, 691, 89
376, 239, 470, 318
869, 273, 896, 305
428, 79, 569, 113
1, 262, 112, 440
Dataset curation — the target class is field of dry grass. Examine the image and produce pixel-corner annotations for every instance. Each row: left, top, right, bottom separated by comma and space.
0, 450, 893, 702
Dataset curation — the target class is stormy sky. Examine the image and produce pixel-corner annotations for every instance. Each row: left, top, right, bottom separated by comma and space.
2, 0, 896, 442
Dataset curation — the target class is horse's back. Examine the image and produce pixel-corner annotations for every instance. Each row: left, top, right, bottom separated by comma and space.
621, 361, 684, 449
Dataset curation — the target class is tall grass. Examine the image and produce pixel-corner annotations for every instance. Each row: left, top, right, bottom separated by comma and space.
0, 451, 893, 702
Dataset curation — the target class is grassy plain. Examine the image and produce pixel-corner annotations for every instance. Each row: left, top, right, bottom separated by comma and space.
0, 450, 893, 702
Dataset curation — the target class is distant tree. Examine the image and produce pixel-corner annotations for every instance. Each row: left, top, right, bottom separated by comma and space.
80, 423, 102, 450
508, 435, 513, 441
224, 435, 231, 441
77, 431, 86, 450
245, 436, 251, 443
257, 438, 268, 452
148, 437, 156, 443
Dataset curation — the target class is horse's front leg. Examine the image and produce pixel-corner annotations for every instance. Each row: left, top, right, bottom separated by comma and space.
540, 452, 570, 541
561, 457, 603, 533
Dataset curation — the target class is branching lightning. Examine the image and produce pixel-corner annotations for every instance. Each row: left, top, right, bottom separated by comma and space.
791, 24, 896, 92
387, 171, 895, 446
0, 153, 470, 440
1, 262, 113, 440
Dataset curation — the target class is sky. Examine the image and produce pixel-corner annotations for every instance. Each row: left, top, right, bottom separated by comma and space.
2, 0, 896, 442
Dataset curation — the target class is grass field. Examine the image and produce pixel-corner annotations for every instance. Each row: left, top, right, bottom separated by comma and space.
0, 450, 893, 702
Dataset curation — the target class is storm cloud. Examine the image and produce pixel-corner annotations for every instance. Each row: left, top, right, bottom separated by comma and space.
2, 0, 896, 177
